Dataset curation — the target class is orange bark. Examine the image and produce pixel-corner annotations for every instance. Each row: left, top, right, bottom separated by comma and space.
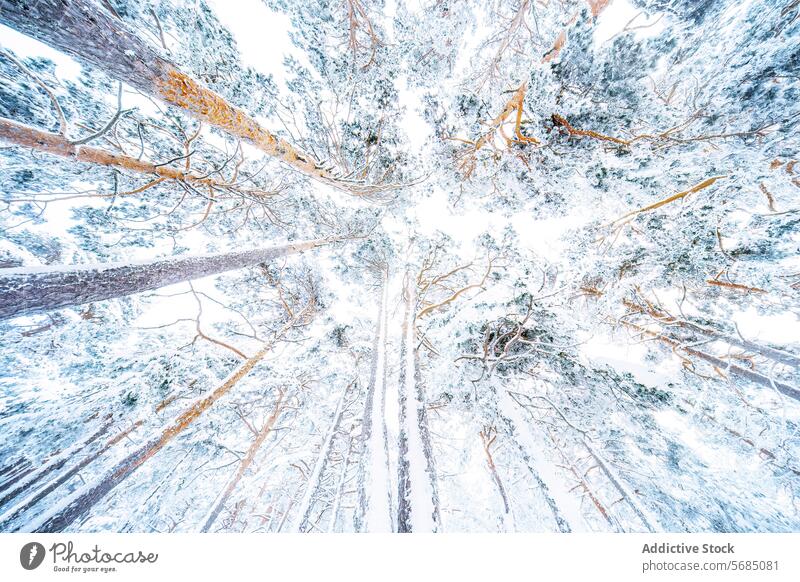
543, 0, 610, 62
0, 0, 363, 193
0, 117, 229, 189
156, 70, 329, 182
588, 0, 611, 17
479, 83, 540, 149
552, 113, 630, 145
706, 278, 768, 294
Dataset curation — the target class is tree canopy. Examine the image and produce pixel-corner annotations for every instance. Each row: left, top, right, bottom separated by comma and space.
0, 0, 798, 533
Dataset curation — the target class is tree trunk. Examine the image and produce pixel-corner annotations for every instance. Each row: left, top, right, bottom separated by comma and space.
623, 299, 800, 368
20, 327, 295, 532
0, 239, 329, 321
622, 321, 800, 402
0, 418, 112, 510
496, 385, 586, 532
0, 117, 240, 189
396, 271, 440, 532
583, 439, 658, 533
546, 430, 619, 531
0, 419, 144, 531
0, 459, 33, 493
291, 379, 354, 533
0, 0, 355, 191
328, 434, 355, 532
200, 389, 285, 532
355, 269, 392, 532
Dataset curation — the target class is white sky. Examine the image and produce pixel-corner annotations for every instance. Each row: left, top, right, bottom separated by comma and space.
206, 0, 311, 96
0, 23, 82, 79
593, 0, 666, 48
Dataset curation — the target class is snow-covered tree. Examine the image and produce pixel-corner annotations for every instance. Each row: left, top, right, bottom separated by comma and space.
0, 0, 798, 533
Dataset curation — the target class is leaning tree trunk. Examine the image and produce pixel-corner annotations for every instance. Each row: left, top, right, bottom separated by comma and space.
0, 417, 112, 510
495, 384, 586, 533
0, 419, 144, 530
622, 321, 800, 403
0, 117, 241, 190
291, 378, 356, 533
16, 308, 309, 534
0, 238, 329, 320
200, 389, 286, 532
622, 299, 800, 369
0, 0, 356, 191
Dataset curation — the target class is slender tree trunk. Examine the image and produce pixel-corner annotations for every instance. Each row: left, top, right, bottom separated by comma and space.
0, 460, 32, 492
546, 430, 619, 531
0, 238, 329, 320
0, 419, 144, 530
291, 379, 354, 533
0, 417, 112, 509
0, 0, 355, 191
396, 271, 440, 532
200, 389, 285, 532
479, 429, 511, 516
21, 328, 293, 533
0, 117, 240, 190
623, 299, 800, 368
582, 439, 658, 533
682, 323, 800, 369
355, 269, 392, 532
622, 321, 800, 402
328, 434, 355, 532
496, 385, 586, 532
687, 402, 800, 477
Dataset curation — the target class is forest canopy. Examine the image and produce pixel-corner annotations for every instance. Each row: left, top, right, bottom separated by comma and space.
0, 0, 798, 533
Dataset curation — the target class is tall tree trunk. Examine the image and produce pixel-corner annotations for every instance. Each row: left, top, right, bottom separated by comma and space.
0, 0, 356, 191
622, 321, 800, 402
623, 299, 800, 368
328, 435, 355, 532
396, 270, 440, 533
355, 268, 392, 532
546, 430, 619, 531
19, 316, 305, 533
496, 385, 586, 533
0, 419, 144, 530
291, 378, 355, 533
0, 238, 329, 320
200, 389, 285, 532
0, 117, 241, 190
582, 439, 658, 533
0, 460, 33, 494
0, 418, 112, 510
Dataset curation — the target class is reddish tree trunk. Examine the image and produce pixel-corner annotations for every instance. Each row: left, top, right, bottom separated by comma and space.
0, 0, 353, 190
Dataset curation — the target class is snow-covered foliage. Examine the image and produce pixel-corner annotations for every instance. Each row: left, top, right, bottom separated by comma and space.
0, 0, 798, 533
